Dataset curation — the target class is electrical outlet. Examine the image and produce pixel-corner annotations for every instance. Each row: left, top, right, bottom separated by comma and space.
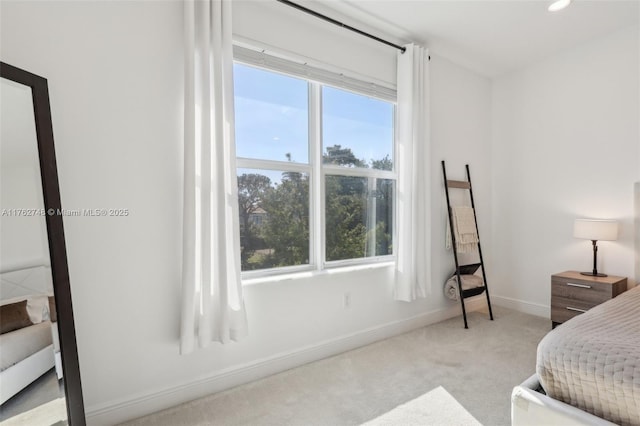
343, 292, 351, 308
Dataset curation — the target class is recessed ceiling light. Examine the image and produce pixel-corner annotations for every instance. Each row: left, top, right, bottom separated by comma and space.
548, 0, 572, 12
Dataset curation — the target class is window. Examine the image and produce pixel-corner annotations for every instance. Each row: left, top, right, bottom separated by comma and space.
234, 57, 396, 276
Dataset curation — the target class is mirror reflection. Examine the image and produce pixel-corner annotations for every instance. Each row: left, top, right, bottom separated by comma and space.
0, 78, 67, 423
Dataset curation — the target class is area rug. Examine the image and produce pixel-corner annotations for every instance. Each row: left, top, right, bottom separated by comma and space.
362, 386, 482, 426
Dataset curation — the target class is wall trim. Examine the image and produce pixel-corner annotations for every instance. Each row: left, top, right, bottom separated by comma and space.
492, 294, 549, 319
86, 299, 484, 425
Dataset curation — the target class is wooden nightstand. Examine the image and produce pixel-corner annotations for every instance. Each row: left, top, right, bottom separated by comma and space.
551, 271, 627, 328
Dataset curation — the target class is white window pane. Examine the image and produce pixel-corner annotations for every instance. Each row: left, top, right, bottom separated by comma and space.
325, 175, 394, 262
237, 168, 310, 271
322, 86, 394, 170
234, 64, 309, 163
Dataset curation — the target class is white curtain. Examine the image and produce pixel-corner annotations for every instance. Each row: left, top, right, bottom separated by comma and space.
180, 0, 248, 354
394, 44, 431, 302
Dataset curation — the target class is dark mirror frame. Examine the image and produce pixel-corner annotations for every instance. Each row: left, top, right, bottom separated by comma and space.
0, 62, 85, 425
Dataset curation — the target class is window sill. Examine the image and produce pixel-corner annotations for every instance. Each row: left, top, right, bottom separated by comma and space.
242, 261, 395, 287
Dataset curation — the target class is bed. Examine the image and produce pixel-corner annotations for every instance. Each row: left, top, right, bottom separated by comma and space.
512, 284, 640, 425
0, 295, 56, 405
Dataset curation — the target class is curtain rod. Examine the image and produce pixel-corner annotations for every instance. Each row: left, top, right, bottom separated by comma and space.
275, 0, 406, 54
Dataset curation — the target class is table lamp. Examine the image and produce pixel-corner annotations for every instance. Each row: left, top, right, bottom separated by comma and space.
573, 219, 618, 277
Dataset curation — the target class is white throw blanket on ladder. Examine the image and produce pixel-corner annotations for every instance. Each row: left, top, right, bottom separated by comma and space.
446, 206, 479, 253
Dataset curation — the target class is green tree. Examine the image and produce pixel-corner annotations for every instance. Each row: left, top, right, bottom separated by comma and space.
237, 173, 271, 269
324, 144, 366, 168
369, 157, 393, 256
325, 175, 367, 261
238, 147, 394, 270
323, 145, 368, 261
322, 146, 394, 261
261, 172, 309, 267
372, 179, 393, 255
370, 154, 392, 171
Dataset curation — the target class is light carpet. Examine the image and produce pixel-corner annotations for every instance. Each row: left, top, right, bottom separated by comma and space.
0, 398, 66, 426
124, 306, 549, 426
362, 386, 481, 426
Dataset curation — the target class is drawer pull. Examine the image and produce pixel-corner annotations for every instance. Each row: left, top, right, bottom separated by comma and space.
566, 283, 592, 289
566, 306, 587, 313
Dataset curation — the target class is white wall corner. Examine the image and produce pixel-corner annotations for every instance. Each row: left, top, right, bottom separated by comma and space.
85, 299, 486, 425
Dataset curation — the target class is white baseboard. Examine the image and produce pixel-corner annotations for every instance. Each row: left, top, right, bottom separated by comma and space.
491, 294, 549, 319
86, 299, 485, 425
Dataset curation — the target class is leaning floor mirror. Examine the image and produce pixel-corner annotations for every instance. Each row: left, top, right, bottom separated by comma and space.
0, 62, 85, 424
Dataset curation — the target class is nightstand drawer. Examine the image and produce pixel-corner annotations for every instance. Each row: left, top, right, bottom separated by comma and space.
551, 299, 593, 323
551, 296, 597, 311
551, 297, 595, 323
551, 278, 612, 304
550, 271, 627, 327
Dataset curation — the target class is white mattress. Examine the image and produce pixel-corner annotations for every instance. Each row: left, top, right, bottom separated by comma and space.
537, 285, 640, 425
0, 321, 53, 371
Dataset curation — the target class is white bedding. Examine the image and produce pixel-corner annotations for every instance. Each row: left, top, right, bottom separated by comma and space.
0, 321, 52, 372
537, 285, 640, 425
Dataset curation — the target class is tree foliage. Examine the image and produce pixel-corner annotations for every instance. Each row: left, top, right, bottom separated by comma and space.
261, 172, 309, 268
371, 154, 392, 171
325, 175, 367, 261
324, 144, 366, 167
237, 173, 271, 267
237, 145, 393, 271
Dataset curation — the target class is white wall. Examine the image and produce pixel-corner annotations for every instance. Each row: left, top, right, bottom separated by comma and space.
430, 55, 493, 287
491, 25, 640, 316
0, 1, 492, 423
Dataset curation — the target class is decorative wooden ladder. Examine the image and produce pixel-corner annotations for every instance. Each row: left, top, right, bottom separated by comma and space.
441, 161, 494, 328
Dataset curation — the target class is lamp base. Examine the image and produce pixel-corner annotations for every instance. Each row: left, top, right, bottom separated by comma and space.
580, 272, 608, 277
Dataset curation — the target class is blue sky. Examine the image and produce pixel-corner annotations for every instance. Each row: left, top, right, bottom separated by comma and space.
233, 63, 393, 167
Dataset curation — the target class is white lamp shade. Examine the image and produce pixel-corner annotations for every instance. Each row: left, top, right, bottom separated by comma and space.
573, 219, 618, 241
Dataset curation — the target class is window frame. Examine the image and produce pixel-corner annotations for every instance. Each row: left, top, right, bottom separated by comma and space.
234, 52, 397, 280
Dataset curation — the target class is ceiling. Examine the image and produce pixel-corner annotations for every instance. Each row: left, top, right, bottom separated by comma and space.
313, 0, 639, 77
